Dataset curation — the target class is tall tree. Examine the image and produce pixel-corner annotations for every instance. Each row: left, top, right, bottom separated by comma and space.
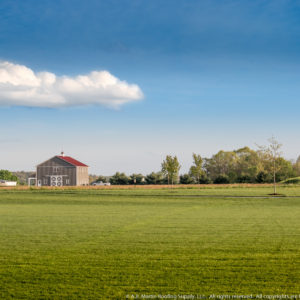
257, 137, 283, 194
204, 150, 238, 183
161, 155, 181, 185
189, 153, 205, 184
234, 147, 260, 183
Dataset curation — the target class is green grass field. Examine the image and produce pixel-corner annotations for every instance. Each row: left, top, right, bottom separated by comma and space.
1, 186, 300, 299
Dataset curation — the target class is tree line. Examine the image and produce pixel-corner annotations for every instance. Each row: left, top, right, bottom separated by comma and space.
1, 138, 299, 188
98, 140, 300, 186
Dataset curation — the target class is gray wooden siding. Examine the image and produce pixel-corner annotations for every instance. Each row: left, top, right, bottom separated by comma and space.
36, 156, 89, 186
37, 157, 76, 186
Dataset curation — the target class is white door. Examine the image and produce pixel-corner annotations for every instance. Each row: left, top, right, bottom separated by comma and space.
51, 176, 63, 187
51, 176, 56, 186
56, 176, 62, 187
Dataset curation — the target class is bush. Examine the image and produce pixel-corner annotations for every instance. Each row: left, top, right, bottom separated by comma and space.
237, 175, 252, 183
145, 172, 164, 184
129, 174, 145, 185
214, 175, 230, 184
109, 172, 130, 185
179, 174, 195, 184
199, 175, 211, 184
256, 171, 272, 183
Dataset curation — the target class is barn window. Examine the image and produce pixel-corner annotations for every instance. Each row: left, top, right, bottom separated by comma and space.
53, 166, 60, 172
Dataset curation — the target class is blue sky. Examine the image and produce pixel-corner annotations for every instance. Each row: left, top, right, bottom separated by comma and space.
1, 0, 300, 174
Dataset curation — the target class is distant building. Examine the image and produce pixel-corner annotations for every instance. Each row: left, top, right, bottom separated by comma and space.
32, 152, 89, 187
0, 180, 17, 187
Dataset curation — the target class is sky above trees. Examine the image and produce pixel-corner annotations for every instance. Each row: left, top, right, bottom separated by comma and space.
1, 0, 300, 174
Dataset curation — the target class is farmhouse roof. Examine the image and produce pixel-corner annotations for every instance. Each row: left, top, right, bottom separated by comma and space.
57, 156, 88, 167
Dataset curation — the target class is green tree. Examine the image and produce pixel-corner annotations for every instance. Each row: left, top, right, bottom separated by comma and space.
275, 158, 296, 181
129, 173, 145, 185
293, 156, 300, 176
95, 175, 108, 183
0, 170, 18, 182
257, 137, 283, 194
109, 172, 130, 185
145, 172, 164, 184
189, 153, 205, 184
214, 174, 230, 184
256, 171, 272, 183
204, 151, 238, 183
234, 147, 260, 183
179, 173, 195, 184
161, 155, 181, 185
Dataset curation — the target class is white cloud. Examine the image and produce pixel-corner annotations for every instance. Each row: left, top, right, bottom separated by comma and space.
0, 61, 144, 108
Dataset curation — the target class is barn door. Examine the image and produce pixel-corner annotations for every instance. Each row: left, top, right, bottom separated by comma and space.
51, 176, 63, 187
56, 176, 63, 187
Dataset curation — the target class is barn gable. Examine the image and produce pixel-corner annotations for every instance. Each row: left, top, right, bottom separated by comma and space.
37, 156, 76, 168
36, 154, 89, 187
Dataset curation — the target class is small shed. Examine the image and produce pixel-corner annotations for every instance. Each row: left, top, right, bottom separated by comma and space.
0, 180, 17, 187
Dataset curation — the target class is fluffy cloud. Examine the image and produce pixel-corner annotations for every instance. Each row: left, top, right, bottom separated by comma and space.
0, 61, 143, 108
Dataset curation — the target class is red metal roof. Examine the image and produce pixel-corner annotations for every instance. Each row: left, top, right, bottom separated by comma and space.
57, 156, 88, 167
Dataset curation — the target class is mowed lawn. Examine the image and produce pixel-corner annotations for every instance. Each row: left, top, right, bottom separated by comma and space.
0, 187, 300, 298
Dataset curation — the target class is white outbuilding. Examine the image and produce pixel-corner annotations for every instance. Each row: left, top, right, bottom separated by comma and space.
0, 180, 17, 187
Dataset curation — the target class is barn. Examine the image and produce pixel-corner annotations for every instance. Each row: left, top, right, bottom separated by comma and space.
35, 152, 89, 187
